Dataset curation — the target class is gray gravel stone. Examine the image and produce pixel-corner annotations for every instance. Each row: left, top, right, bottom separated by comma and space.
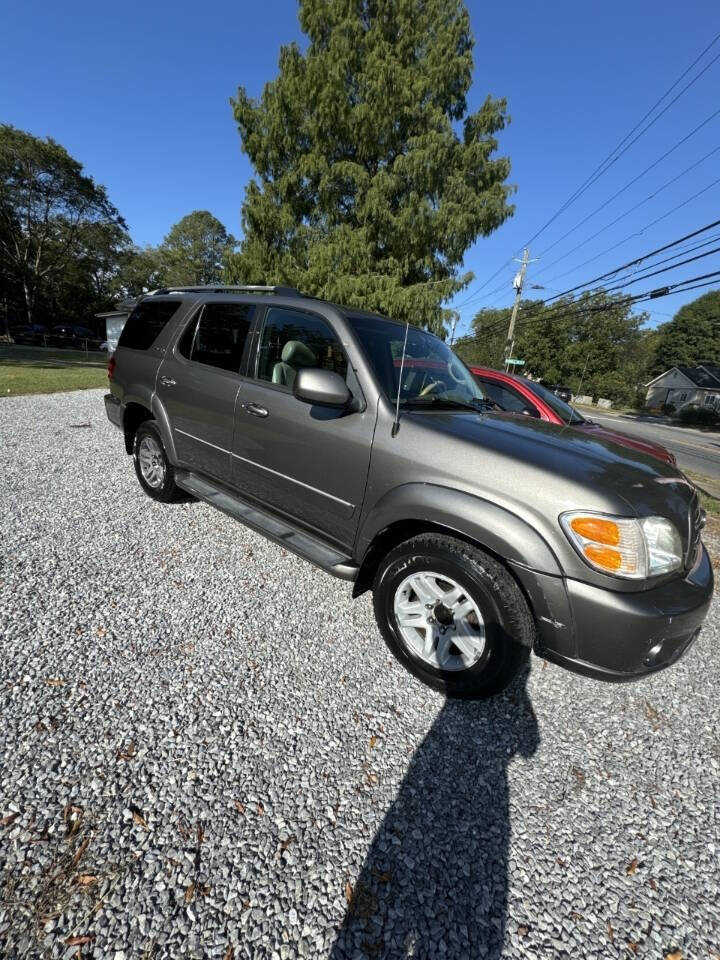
0, 389, 718, 959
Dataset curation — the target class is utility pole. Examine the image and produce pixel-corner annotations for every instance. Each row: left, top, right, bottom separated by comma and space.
449, 313, 459, 346
503, 247, 532, 372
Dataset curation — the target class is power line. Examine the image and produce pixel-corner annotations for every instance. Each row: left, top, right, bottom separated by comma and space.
539, 176, 720, 288
455, 269, 720, 348
455, 31, 720, 311
525, 41, 720, 248
603, 245, 720, 291
542, 217, 720, 301
535, 121, 720, 261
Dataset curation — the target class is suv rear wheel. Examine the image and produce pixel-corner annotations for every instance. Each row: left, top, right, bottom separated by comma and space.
132, 421, 181, 503
373, 533, 533, 699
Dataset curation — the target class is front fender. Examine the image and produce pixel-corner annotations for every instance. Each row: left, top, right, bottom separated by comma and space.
356, 483, 562, 576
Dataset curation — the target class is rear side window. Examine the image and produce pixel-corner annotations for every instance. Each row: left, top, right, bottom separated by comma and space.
178, 302, 254, 373
118, 300, 182, 350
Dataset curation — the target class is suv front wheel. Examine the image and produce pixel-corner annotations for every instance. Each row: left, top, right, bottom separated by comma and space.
132, 421, 181, 503
373, 533, 533, 699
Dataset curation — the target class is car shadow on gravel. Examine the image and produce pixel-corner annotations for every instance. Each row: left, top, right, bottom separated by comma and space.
330, 663, 539, 959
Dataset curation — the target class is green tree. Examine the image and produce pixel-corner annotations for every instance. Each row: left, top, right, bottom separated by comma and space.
228, 0, 514, 334
454, 306, 512, 367
0, 125, 125, 324
653, 289, 720, 373
160, 210, 236, 286
115, 245, 165, 299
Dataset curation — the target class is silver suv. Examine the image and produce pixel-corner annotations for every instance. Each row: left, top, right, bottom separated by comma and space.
105, 285, 713, 698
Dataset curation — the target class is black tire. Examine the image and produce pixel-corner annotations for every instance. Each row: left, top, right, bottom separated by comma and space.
373, 533, 534, 700
132, 420, 181, 503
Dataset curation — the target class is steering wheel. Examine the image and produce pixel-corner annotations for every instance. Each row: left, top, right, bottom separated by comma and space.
418, 379, 444, 397
448, 360, 466, 385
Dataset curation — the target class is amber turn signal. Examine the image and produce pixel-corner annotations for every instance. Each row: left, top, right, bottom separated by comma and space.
570, 516, 620, 546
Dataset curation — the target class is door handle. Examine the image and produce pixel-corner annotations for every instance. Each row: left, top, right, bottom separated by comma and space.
242, 402, 269, 418
160, 376, 176, 386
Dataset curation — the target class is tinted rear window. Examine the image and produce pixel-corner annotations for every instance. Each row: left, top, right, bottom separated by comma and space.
118, 300, 182, 351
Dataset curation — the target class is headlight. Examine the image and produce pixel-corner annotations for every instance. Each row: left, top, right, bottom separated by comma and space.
560, 511, 683, 579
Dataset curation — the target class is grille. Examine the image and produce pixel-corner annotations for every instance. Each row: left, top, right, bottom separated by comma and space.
687, 495, 704, 567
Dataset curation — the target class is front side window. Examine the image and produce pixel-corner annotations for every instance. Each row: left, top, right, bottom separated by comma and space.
479, 379, 539, 417
178, 302, 253, 373
346, 314, 487, 409
523, 379, 585, 425
118, 299, 182, 351
256, 307, 348, 389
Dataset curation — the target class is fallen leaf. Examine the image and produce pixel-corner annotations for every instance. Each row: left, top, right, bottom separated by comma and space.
345, 882, 353, 903
369, 735, 377, 749
96, 626, 106, 637
664, 952, 683, 960
626, 858, 639, 876
541, 660, 548, 671
197, 823, 204, 845
607, 921, 614, 943
116, 742, 135, 762
365, 772, 379, 787
280, 835, 296, 851
185, 882, 195, 904
76, 874, 98, 886
626, 941, 638, 955
649, 877, 657, 891
240, 899, 251, 912
129, 805, 148, 830
234, 801, 245, 814
256, 803, 264, 816
517, 925, 530, 937
0, 813, 19, 827
63, 805, 84, 837
46, 677, 65, 687
65, 935, 95, 946
223, 946, 235, 960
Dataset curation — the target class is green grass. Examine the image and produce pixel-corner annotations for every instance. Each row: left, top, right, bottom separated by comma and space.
0, 345, 108, 397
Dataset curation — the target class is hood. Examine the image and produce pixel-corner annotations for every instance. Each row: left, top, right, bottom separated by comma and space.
579, 422, 674, 464
403, 410, 697, 555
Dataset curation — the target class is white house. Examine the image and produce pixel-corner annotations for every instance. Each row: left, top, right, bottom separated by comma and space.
645, 364, 720, 412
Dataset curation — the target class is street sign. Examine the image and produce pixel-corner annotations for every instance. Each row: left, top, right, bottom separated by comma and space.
506, 358, 525, 366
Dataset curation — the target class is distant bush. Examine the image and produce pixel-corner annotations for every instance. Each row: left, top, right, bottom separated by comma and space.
679, 406, 720, 427
661, 403, 676, 415
632, 388, 648, 410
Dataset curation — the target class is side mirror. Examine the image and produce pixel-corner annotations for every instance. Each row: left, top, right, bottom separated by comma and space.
294, 368, 351, 408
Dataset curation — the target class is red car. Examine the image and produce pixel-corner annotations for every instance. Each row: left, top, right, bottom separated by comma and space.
470, 366, 676, 466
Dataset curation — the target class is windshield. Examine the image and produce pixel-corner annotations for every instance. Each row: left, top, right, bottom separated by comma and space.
523, 379, 585, 425
346, 315, 487, 407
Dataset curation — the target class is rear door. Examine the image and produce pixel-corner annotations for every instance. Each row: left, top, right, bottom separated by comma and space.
231, 305, 375, 548
156, 300, 255, 484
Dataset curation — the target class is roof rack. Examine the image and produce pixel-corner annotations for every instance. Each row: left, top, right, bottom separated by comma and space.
148, 284, 302, 297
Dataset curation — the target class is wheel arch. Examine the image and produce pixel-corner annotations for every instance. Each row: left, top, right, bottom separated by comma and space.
352, 484, 562, 598
123, 402, 154, 454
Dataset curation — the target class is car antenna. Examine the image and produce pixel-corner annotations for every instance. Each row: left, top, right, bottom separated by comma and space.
392, 322, 410, 437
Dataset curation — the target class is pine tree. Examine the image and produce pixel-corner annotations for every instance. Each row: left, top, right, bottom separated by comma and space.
228, 0, 514, 334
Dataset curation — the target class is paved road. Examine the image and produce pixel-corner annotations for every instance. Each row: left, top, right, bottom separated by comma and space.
1, 390, 719, 959
588, 411, 720, 482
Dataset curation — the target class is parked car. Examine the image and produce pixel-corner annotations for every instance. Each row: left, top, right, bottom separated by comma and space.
12, 324, 49, 346
470, 366, 676, 466
543, 382, 573, 403
49, 324, 103, 349
104, 286, 712, 699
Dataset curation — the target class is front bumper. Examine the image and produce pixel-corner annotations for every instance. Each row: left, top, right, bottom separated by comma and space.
511, 544, 714, 681
104, 393, 122, 429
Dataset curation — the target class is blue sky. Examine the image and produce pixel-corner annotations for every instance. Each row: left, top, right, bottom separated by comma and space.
2, 0, 719, 336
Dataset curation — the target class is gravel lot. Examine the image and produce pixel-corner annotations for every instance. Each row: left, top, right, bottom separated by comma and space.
1, 389, 719, 960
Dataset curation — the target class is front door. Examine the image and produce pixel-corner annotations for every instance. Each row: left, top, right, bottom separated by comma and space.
231, 305, 375, 548
156, 300, 255, 484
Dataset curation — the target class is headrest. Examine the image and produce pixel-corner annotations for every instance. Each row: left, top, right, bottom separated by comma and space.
281, 340, 317, 366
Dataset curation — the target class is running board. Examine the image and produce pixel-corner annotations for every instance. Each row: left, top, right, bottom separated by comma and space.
175, 471, 358, 581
